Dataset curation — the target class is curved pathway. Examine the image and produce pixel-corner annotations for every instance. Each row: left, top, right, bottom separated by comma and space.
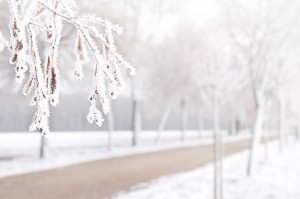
0, 140, 250, 199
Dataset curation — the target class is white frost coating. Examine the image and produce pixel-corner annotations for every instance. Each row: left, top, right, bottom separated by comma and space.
5, 0, 135, 135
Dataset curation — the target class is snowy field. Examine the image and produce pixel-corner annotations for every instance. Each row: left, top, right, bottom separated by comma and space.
0, 131, 249, 178
111, 140, 300, 199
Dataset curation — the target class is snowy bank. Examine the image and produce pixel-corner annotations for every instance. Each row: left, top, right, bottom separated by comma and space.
0, 131, 249, 178
111, 141, 300, 199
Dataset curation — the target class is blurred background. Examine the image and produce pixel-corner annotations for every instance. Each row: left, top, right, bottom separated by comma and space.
1, 0, 300, 133
1, 0, 300, 199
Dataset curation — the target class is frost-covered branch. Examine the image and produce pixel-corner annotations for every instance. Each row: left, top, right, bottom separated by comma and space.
6, 0, 134, 134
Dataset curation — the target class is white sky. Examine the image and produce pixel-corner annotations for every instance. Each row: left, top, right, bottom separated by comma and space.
139, 0, 222, 45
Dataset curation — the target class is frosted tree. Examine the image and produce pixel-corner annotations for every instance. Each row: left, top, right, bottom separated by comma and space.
143, 44, 175, 143
196, 32, 246, 199
127, 0, 184, 145
146, 26, 202, 143
104, 0, 181, 146
287, 77, 300, 141
225, 0, 300, 176
89, 0, 145, 146
272, 59, 300, 151
4, 0, 134, 135
267, 25, 300, 152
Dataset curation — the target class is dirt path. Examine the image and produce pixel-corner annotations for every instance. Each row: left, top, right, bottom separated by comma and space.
0, 139, 250, 199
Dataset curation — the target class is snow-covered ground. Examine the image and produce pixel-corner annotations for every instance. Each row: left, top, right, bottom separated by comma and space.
111, 140, 300, 199
0, 130, 249, 178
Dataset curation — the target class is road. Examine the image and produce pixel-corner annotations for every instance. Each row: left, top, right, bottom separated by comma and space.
0, 139, 250, 199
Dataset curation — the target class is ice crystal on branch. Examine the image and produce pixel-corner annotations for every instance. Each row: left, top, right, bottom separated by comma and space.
6, 0, 135, 135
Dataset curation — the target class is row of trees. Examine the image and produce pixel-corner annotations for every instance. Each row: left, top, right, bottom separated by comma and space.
91, 1, 300, 199
1, 1, 300, 198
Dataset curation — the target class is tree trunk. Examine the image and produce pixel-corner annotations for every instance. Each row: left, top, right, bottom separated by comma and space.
156, 105, 171, 144
219, 123, 224, 199
278, 99, 286, 153
39, 134, 46, 159
107, 111, 114, 150
247, 91, 265, 176
213, 95, 223, 199
132, 99, 141, 146
131, 78, 141, 146
197, 107, 203, 139
180, 100, 188, 141
263, 121, 269, 161
296, 119, 300, 141
235, 119, 241, 135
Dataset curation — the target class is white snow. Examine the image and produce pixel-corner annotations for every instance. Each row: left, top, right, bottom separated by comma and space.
0, 130, 249, 178
111, 140, 300, 199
